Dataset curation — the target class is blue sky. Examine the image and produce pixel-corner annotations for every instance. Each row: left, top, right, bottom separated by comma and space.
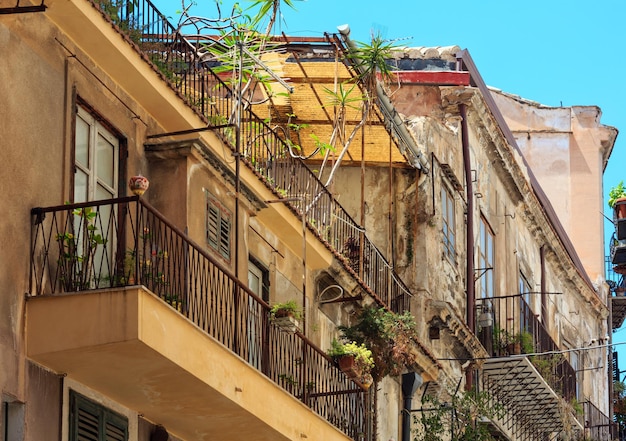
156, 0, 626, 370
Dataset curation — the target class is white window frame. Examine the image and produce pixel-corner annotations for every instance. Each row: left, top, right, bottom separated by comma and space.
74, 106, 119, 202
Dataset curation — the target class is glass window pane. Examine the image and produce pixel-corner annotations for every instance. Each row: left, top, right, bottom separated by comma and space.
96, 183, 114, 201
75, 170, 88, 203
96, 134, 115, 188
75, 116, 90, 168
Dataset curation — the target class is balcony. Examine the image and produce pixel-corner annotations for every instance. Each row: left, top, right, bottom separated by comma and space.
615, 199, 626, 241
28, 197, 371, 440
606, 256, 626, 330
74, 0, 412, 313
476, 296, 580, 439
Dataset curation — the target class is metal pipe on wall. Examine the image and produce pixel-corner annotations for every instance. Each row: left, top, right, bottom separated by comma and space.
460, 103, 475, 389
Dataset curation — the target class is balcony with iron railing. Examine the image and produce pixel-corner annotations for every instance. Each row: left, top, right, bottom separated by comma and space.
607, 255, 626, 331
28, 197, 371, 440
86, 0, 412, 313
476, 295, 580, 439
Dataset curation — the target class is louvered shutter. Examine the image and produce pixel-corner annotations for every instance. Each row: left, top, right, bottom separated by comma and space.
76, 406, 99, 441
205, 191, 231, 261
70, 391, 128, 441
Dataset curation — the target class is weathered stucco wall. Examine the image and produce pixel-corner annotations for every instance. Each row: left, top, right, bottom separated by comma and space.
492, 91, 617, 284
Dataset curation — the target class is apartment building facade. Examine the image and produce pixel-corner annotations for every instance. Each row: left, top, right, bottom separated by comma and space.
0, 1, 618, 440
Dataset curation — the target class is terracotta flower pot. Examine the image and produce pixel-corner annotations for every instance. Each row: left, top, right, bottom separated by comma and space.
615, 197, 626, 219
338, 354, 361, 378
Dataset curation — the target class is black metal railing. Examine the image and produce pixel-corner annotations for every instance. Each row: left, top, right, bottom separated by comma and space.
584, 400, 613, 441
476, 296, 576, 401
89, 0, 411, 313
30, 197, 372, 440
607, 255, 626, 292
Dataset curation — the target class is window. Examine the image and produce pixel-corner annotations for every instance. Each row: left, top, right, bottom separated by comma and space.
69, 391, 128, 441
477, 217, 494, 299
441, 185, 456, 260
248, 258, 269, 302
74, 105, 119, 202
1, 398, 24, 441
206, 191, 231, 261
247, 258, 270, 368
519, 272, 533, 334
71, 105, 121, 287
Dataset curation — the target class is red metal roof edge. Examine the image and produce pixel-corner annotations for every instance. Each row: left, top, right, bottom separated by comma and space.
392, 70, 470, 86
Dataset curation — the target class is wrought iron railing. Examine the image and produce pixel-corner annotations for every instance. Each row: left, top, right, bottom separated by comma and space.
90, 0, 411, 313
476, 295, 576, 401
584, 400, 613, 441
30, 197, 372, 440
607, 255, 626, 292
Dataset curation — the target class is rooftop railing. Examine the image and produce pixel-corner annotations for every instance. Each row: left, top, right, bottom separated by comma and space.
90, 0, 411, 313
30, 197, 371, 440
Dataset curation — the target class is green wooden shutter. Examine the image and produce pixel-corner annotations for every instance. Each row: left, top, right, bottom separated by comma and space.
70, 391, 128, 441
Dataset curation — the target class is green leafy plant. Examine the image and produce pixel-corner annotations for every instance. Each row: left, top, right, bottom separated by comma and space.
609, 181, 626, 208
270, 299, 302, 320
327, 339, 375, 374
413, 388, 504, 441
516, 331, 535, 354
56, 206, 107, 291
338, 306, 418, 380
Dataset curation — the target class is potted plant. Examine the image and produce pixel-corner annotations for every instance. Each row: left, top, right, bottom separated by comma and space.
338, 306, 418, 381
327, 339, 374, 379
609, 181, 626, 219
270, 300, 302, 333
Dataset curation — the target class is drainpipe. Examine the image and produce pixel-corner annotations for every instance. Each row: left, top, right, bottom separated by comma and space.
401, 373, 423, 441
460, 103, 475, 390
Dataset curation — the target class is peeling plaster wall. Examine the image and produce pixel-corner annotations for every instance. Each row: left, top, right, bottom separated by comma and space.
492, 91, 617, 283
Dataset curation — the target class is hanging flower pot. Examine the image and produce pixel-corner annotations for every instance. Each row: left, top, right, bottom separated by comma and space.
338, 354, 361, 379
270, 300, 302, 333
129, 175, 149, 196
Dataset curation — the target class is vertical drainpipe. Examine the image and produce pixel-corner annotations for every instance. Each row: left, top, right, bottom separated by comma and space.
540, 245, 547, 324
460, 103, 475, 389
401, 373, 423, 441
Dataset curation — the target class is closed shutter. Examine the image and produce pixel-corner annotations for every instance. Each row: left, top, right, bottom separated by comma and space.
76, 406, 99, 441
205, 191, 231, 261
70, 391, 128, 441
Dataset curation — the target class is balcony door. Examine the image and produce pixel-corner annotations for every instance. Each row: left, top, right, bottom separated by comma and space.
74, 105, 119, 203
70, 105, 121, 288
247, 259, 269, 369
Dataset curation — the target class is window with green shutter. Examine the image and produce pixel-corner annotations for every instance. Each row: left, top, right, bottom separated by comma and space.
69, 391, 128, 441
205, 191, 231, 261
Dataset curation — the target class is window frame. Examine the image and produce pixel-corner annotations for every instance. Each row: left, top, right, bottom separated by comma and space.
74, 105, 120, 203
205, 191, 232, 262
441, 183, 456, 261
69, 391, 128, 441
477, 216, 495, 300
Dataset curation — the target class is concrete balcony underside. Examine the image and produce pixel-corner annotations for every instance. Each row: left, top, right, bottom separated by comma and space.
26, 287, 349, 441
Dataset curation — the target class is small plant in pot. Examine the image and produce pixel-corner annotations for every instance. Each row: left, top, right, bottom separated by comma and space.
270, 300, 302, 333
327, 339, 374, 381
609, 181, 626, 219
